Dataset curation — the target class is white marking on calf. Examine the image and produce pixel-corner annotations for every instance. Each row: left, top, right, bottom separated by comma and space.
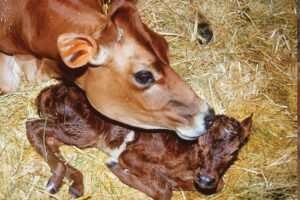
103, 131, 135, 166
123, 169, 130, 175
45, 181, 56, 193
117, 28, 123, 42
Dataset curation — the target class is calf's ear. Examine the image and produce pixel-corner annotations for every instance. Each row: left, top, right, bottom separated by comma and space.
57, 33, 109, 68
240, 113, 253, 140
215, 178, 224, 192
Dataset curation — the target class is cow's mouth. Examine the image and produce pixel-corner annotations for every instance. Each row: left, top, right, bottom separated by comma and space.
176, 131, 200, 141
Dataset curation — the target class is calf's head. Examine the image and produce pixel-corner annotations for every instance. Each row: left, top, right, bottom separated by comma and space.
56, 1, 214, 140
195, 114, 253, 192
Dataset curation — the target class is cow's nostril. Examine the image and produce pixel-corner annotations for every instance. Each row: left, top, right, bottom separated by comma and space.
204, 109, 215, 129
197, 174, 215, 186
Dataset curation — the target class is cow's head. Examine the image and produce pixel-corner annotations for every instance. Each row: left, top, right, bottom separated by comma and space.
56, 0, 214, 140
195, 114, 253, 192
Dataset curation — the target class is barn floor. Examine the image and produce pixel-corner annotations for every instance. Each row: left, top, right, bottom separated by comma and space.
0, 0, 297, 200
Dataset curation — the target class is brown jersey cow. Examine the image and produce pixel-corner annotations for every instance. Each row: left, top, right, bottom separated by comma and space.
0, 0, 214, 140
26, 83, 252, 199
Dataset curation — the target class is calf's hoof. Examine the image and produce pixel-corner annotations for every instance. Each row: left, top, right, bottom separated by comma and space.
197, 23, 213, 44
69, 187, 83, 199
46, 180, 59, 194
105, 158, 119, 168
45, 165, 66, 195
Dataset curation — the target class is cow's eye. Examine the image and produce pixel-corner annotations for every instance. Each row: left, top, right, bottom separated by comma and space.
134, 70, 155, 85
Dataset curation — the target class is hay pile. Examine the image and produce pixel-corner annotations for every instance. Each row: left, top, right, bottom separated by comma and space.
0, 0, 297, 199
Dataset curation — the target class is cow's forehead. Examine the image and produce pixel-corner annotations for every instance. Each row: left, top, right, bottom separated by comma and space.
108, 25, 165, 74
112, 38, 156, 68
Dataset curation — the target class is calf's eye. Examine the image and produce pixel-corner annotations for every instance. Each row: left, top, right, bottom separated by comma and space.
134, 70, 155, 85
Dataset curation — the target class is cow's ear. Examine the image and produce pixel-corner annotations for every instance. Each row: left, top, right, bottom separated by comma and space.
57, 33, 109, 68
110, 2, 169, 65
144, 25, 170, 65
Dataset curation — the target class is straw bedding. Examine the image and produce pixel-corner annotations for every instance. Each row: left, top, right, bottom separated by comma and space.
0, 0, 297, 199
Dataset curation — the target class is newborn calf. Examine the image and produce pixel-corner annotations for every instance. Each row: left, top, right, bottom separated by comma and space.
26, 83, 252, 199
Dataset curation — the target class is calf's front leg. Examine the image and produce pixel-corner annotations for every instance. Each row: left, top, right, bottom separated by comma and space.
47, 137, 84, 198
107, 162, 172, 200
26, 119, 66, 194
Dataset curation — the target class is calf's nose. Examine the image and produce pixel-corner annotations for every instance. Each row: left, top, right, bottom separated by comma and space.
196, 174, 215, 186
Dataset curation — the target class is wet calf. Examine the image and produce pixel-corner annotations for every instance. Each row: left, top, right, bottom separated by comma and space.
26, 83, 252, 199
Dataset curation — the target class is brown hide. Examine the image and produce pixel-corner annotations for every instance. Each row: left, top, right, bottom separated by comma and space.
1, 0, 214, 139
26, 83, 252, 199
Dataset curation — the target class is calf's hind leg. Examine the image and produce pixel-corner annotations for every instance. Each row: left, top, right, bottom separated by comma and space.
47, 137, 84, 198
26, 119, 84, 198
26, 119, 66, 194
